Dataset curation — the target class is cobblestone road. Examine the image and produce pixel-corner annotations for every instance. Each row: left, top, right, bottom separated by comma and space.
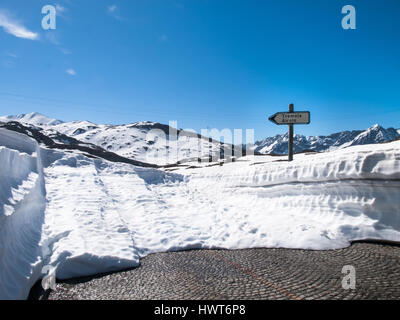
37, 242, 400, 300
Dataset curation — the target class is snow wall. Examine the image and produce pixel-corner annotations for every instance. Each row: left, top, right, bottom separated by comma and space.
0, 129, 46, 299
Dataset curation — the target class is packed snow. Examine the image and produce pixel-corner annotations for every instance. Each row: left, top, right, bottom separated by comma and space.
1, 124, 399, 299
0, 129, 46, 299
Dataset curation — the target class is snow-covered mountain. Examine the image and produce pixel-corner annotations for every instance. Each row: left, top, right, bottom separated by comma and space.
0, 112, 63, 127
255, 124, 399, 155
47, 121, 225, 165
1, 112, 398, 163
0, 112, 226, 165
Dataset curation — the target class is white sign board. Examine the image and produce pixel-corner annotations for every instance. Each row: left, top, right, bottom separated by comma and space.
269, 111, 310, 125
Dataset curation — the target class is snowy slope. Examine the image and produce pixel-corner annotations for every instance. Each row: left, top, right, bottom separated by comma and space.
0, 113, 224, 165
47, 121, 224, 165
33, 141, 400, 283
0, 129, 46, 299
0, 112, 63, 127
255, 124, 399, 154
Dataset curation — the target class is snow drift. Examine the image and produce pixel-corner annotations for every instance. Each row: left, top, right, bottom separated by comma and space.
0, 129, 46, 299
184, 143, 400, 249
38, 140, 400, 284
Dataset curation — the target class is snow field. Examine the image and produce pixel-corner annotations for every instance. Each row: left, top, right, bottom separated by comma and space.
41, 140, 400, 283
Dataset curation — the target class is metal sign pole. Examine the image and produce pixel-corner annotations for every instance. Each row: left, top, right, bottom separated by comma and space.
288, 104, 294, 162
268, 104, 310, 162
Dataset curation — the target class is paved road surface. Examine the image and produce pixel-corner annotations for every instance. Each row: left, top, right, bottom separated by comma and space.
32, 242, 400, 300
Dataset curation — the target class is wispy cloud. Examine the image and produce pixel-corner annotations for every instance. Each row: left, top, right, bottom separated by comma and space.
66, 68, 76, 76
2, 50, 17, 68
42, 6, 71, 54
0, 10, 38, 40
55, 4, 66, 13
55, 4, 68, 19
45, 32, 61, 45
107, 5, 123, 21
60, 48, 71, 55
6, 51, 17, 58
108, 5, 118, 13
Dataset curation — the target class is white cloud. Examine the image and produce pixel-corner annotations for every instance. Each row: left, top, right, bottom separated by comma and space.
66, 68, 76, 76
108, 5, 118, 13
55, 4, 66, 13
55, 4, 68, 19
0, 11, 38, 40
107, 5, 123, 21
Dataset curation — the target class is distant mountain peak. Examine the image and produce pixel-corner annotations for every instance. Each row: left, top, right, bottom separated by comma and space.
25, 111, 41, 117
0, 112, 64, 126
255, 124, 399, 155
369, 124, 383, 130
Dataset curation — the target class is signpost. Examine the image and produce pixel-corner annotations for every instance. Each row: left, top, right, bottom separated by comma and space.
269, 104, 310, 161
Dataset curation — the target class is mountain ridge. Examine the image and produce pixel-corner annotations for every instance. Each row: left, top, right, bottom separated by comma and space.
0, 112, 230, 165
254, 124, 399, 155
1, 112, 399, 162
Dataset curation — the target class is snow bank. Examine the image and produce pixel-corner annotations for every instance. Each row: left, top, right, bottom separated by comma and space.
39, 140, 400, 285
1, 127, 399, 299
41, 154, 141, 279
41, 152, 186, 280
182, 142, 400, 249
0, 129, 46, 299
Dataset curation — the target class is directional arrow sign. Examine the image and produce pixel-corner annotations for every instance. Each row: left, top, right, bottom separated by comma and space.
269, 105, 310, 162
269, 111, 310, 125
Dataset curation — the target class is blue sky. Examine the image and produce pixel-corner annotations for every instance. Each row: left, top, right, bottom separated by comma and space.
0, 0, 399, 140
